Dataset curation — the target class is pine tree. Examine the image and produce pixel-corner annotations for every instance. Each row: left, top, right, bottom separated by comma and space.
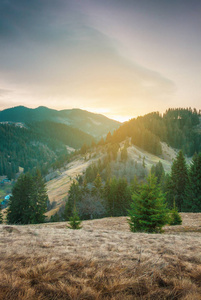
67, 207, 82, 229
170, 150, 189, 211
128, 174, 169, 233
104, 177, 117, 216
7, 172, 48, 224
63, 181, 81, 220
186, 152, 201, 212
30, 170, 48, 224
151, 161, 165, 184
92, 173, 103, 195
169, 201, 182, 225
7, 173, 34, 224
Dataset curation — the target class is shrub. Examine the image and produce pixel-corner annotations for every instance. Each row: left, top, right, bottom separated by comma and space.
67, 209, 82, 229
169, 202, 182, 225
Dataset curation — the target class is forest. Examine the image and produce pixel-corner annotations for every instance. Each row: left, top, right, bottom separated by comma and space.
49, 149, 201, 224
109, 108, 201, 156
0, 121, 94, 179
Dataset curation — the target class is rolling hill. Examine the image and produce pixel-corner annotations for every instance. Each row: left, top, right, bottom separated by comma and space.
0, 106, 120, 138
0, 121, 94, 179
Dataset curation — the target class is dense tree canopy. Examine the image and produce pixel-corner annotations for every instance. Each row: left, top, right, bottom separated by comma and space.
128, 174, 169, 233
106, 108, 201, 156
7, 172, 48, 224
186, 153, 201, 212
170, 151, 189, 211
0, 121, 94, 179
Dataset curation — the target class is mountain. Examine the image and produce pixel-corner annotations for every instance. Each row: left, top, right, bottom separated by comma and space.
0, 121, 94, 180
109, 108, 201, 156
0, 106, 120, 138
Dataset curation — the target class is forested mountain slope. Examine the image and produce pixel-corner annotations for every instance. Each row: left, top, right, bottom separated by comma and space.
0, 106, 120, 138
0, 121, 94, 179
108, 108, 201, 156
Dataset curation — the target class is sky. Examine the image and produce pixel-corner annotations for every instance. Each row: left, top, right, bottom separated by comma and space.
0, 0, 200, 122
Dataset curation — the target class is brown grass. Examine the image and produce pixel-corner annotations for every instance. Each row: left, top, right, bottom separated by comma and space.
0, 214, 201, 299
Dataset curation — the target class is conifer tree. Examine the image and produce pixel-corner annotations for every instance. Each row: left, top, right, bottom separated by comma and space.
7, 172, 48, 224
151, 161, 165, 184
92, 173, 103, 195
104, 177, 117, 216
67, 207, 82, 229
186, 152, 201, 212
63, 181, 81, 220
7, 173, 34, 224
169, 200, 182, 225
128, 174, 169, 233
170, 150, 188, 211
30, 170, 48, 224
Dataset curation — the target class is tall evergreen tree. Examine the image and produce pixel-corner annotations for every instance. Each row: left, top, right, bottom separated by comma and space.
7, 172, 48, 224
30, 170, 48, 223
92, 173, 103, 196
63, 181, 81, 220
7, 173, 34, 224
104, 177, 117, 216
186, 152, 201, 212
170, 150, 189, 211
128, 174, 169, 233
151, 161, 165, 184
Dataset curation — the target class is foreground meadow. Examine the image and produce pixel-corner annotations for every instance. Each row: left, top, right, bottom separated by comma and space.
0, 213, 201, 299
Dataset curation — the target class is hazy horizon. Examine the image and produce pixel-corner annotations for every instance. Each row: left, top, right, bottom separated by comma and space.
2, 104, 201, 123
0, 0, 201, 122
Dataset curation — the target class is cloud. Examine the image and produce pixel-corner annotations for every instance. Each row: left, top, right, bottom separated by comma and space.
0, 0, 185, 119
0, 88, 11, 96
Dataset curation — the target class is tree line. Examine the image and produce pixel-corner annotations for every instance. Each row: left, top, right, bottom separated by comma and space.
103, 108, 201, 156
1, 149, 200, 227
50, 150, 201, 224
0, 121, 94, 179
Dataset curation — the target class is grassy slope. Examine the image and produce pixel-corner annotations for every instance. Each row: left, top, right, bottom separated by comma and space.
0, 214, 201, 299
45, 153, 104, 217
45, 141, 183, 216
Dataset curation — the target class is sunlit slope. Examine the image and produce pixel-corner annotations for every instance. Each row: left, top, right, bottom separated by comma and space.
45, 141, 181, 217
45, 153, 104, 218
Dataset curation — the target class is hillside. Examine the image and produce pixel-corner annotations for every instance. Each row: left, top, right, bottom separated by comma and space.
0, 121, 94, 179
0, 106, 120, 138
109, 108, 201, 156
45, 153, 104, 217
45, 141, 180, 217
1, 214, 201, 299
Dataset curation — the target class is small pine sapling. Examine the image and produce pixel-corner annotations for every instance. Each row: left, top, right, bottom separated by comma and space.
67, 208, 82, 229
169, 201, 182, 225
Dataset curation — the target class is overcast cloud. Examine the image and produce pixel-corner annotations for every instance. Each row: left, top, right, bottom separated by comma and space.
0, 0, 200, 120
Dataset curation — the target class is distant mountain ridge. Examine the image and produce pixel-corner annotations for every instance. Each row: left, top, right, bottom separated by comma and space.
0, 120, 95, 180
0, 106, 120, 138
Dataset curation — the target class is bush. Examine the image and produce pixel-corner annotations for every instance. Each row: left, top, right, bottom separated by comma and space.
169, 202, 182, 225
67, 209, 82, 229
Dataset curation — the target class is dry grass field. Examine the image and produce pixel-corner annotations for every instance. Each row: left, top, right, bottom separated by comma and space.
0, 213, 201, 299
